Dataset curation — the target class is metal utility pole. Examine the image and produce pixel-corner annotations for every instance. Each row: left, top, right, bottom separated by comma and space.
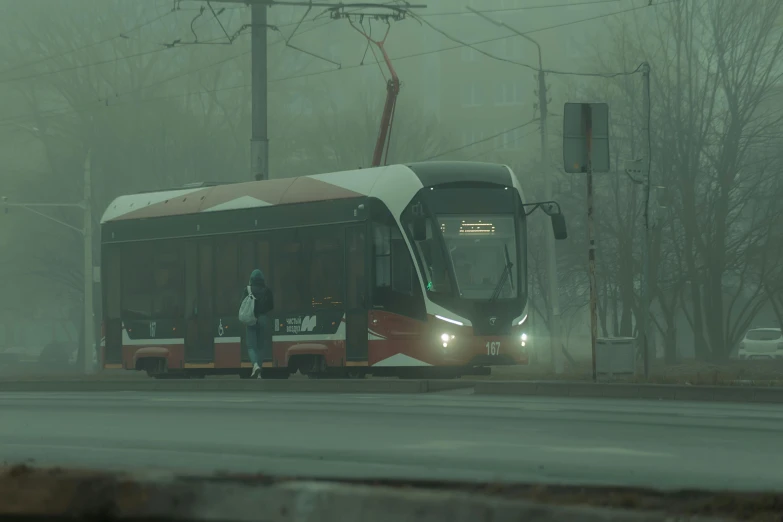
469, 7, 562, 373
534, 48, 563, 375
563, 102, 610, 383
1, 151, 95, 374
83, 151, 95, 374
251, 2, 269, 181
640, 62, 652, 377
206, 0, 270, 181
204, 0, 425, 180
584, 105, 599, 382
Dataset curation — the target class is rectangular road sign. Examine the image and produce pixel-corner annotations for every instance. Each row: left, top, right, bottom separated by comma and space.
563, 102, 610, 173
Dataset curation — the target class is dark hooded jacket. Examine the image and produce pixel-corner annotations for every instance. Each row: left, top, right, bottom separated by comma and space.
243, 269, 268, 318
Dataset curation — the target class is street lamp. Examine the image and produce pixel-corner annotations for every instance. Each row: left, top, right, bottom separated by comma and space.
1, 151, 95, 374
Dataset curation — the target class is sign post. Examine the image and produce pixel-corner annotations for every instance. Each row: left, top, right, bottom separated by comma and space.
563, 102, 609, 382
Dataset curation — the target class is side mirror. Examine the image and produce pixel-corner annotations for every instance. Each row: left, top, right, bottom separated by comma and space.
412, 217, 427, 241
551, 213, 568, 240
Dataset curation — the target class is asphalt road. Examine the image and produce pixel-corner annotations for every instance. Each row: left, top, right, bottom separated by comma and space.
1, 390, 782, 491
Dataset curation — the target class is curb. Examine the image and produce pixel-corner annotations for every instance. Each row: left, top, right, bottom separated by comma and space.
0, 379, 477, 394
0, 379, 437, 394
1, 467, 720, 522
472, 381, 783, 404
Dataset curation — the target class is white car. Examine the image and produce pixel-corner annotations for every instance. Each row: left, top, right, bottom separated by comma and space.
738, 328, 783, 360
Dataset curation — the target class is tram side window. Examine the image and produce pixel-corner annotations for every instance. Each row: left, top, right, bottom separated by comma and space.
121, 242, 184, 319
215, 238, 239, 316
372, 219, 424, 320
104, 245, 121, 320
391, 233, 413, 295
272, 236, 306, 313
238, 238, 257, 287
306, 226, 344, 309
374, 224, 391, 288
374, 223, 415, 295
401, 200, 452, 295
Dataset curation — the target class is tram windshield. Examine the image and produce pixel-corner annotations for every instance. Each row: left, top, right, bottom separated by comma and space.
401, 186, 526, 307
436, 215, 517, 300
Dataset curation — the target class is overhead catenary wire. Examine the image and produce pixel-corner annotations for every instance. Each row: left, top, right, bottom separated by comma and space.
0, 0, 667, 127
110, 14, 341, 100
411, 1, 668, 78
418, 0, 632, 17
466, 127, 540, 161
276, 0, 672, 84
0, 15, 342, 127
423, 118, 540, 161
0, 2, 178, 77
0, 4, 341, 87
6, 0, 670, 90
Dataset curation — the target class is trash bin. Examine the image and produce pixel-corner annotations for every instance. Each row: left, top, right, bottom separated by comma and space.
596, 337, 636, 376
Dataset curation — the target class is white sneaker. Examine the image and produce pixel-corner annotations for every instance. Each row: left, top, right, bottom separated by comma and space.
251, 363, 261, 378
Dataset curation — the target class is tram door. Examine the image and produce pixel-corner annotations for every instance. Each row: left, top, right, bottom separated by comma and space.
345, 224, 369, 363
184, 239, 215, 365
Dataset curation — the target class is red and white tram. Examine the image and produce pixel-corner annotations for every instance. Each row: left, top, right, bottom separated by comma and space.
99, 161, 566, 378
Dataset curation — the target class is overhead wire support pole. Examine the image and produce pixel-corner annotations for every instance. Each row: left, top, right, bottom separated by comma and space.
583, 103, 598, 383
251, 1, 269, 181
640, 62, 652, 378
469, 7, 562, 373
187, 0, 426, 179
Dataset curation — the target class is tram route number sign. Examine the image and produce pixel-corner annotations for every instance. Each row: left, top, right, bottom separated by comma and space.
486, 342, 501, 356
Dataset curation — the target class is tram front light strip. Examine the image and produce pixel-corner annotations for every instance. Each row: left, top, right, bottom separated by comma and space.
436, 315, 463, 326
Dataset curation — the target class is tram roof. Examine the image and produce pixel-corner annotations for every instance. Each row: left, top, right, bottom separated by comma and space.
100, 161, 516, 224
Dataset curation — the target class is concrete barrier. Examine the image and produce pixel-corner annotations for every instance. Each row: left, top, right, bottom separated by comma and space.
1, 466, 722, 522
472, 380, 783, 404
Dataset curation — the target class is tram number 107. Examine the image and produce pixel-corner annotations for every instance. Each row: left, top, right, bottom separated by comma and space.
486, 342, 501, 355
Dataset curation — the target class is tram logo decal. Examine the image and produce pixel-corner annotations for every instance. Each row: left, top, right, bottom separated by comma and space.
284, 315, 317, 334
489, 317, 497, 326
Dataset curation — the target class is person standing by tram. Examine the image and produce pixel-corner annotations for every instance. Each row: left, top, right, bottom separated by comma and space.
239, 269, 274, 378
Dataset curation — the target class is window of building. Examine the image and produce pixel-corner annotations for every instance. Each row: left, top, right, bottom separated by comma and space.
461, 83, 482, 107
121, 241, 184, 319
495, 82, 524, 105
462, 129, 486, 148
496, 127, 527, 150
460, 46, 477, 62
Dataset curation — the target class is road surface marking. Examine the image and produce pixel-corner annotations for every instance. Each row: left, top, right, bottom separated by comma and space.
542, 446, 673, 458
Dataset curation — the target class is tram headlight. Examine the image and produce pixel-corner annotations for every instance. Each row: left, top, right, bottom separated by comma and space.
440, 333, 456, 349
520, 333, 528, 347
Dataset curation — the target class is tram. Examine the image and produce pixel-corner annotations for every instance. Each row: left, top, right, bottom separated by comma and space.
99, 161, 567, 378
